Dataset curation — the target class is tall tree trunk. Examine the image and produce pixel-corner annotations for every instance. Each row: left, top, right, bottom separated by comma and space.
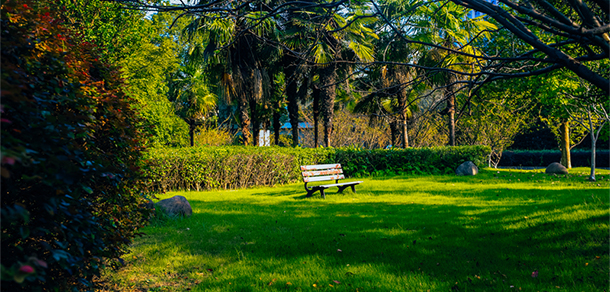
251, 68, 264, 146
588, 109, 596, 181
448, 98, 455, 146
297, 76, 310, 146
238, 96, 251, 146
284, 55, 299, 147
402, 114, 409, 148
189, 121, 195, 147
273, 107, 281, 146
398, 97, 408, 148
559, 120, 571, 168
238, 98, 251, 146
319, 64, 337, 147
396, 70, 409, 148
271, 79, 281, 146
445, 88, 456, 146
312, 85, 321, 148
250, 98, 260, 146
444, 73, 457, 146
390, 119, 398, 147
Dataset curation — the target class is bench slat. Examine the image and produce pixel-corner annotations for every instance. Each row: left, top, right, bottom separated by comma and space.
313, 181, 363, 188
302, 169, 343, 177
303, 174, 345, 182
300, 164, 341, 171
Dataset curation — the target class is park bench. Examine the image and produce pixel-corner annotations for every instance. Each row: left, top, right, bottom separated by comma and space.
300, 164, 362, 199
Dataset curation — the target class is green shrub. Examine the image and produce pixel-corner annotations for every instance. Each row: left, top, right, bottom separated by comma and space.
143, 145, 490, 192
336, 145, 491, 177
1, 2, 151, 290
193, 126, 234, 146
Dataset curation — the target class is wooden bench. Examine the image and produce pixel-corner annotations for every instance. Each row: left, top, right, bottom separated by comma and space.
300, 164, 362, 199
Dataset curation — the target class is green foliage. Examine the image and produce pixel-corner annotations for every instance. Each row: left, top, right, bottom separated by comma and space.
55, 0, 146, 63
336, 145, 491, 177
193, 126, 234, 146
458, 80, 537, 167
143, 145, 490, 192
120, 15, 190, 147
1, 2, 151, 290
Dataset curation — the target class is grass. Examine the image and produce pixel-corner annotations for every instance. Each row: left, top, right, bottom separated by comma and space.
100, 168, 609, 291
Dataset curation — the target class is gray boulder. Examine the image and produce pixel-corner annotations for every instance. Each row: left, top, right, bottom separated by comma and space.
545, 162, 568, 175
456, 161, 478, 176
155, 195, 192, 217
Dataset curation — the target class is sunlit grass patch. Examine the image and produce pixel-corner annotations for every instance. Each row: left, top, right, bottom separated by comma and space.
100, 167, 609, 291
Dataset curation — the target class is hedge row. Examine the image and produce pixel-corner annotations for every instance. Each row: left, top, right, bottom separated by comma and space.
142, 145, 491, 192
499, 150, 609, 167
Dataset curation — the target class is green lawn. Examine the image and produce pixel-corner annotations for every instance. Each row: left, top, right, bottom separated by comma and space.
101, 168, 609, 291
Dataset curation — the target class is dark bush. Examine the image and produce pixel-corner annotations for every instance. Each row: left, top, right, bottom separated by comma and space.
1, 2, 151, 290
143, 145, 491, 192
499, 150, 609, 167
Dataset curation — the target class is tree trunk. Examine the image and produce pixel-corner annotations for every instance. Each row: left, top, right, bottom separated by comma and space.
319, 64, 337, 147
284, 55, 299, 147
446, 87, 456, 147
402, 115, 409, 148
189, 121, 195, 147
441, 72, 458, 146
250, 98, 260, 146
273, 109, 281, 146
272, 79, 281, 146
312, 85, 321, 148
396, 70, 409, 148
559, 120, 571, 168
390, 120, 398, 147
238, 97, 251, 146
588, 109, 596, 181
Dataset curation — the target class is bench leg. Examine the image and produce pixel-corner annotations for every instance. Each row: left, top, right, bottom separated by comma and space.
306, 189, 316, 197
337, 185, 356, 193
320, 189, 326, 199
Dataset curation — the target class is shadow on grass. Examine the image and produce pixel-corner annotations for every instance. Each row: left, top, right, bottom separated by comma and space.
124, 169, 609, 291
129, 178, 609, 292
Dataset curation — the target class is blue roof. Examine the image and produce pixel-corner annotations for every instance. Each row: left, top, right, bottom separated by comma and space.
281, 122, 313, 129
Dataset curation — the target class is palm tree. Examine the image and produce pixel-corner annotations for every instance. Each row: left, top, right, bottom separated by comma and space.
412, 1, 497, 146
306, 7, 378, 147
181, 2, 280, 146
168, 64, 217, 146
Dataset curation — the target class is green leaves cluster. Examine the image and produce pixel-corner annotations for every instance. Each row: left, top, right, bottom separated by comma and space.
1, 1, 151, 290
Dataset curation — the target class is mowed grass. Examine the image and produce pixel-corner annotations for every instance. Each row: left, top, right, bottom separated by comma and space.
101, 168, 609, 291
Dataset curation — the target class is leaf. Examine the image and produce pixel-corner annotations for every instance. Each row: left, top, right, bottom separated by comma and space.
333, 280, 340, 284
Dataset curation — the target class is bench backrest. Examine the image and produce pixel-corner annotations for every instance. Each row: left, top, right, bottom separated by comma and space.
300, 164, 345, 182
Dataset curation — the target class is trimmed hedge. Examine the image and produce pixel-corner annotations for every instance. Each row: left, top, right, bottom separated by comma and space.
143, 145, 491, 192
500, 150, 609, 167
